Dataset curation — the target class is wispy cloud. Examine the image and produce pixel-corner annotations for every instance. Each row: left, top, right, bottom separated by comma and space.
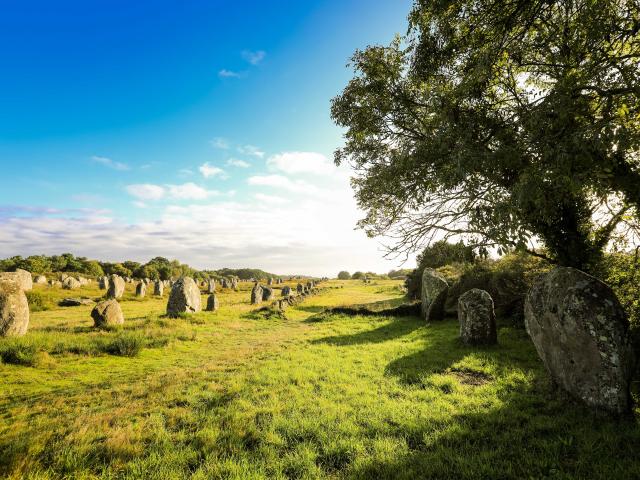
238, 145, 265, 158
126, 184, 166, 201
167, 183, 219, 200
226, 158, 250, 168
218, 69, 243, 78
126, 182, 222, 201
199, 162, 227, 179
241, 50, 266, 66
210, 137, 230, 149
91, 155, 130, 171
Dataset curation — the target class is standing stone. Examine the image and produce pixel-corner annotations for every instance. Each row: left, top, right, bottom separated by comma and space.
525, 267, 635, 415
251, 283, 263, 305
154, 280, 164, 296
107, 275, 125, 299
421, 269, 448, 322
282, 286, 291, 296
262, 286, 274, 302
136, 282, 146, 298
207, 279, 216, 294
0, 280, 29, 337
34, 275, 47, 285
205, 294, 219, 312
62, 277, 81, 290
221, 278, 229, 289
99, 276, 110, 290
91, 299, 124, 329
296, 283, 303, 294
268, 277, 273, 286
231, 278, 238, 290
166, 277, 201, 316
458, 289, 497, 345
0, 269, 33, 291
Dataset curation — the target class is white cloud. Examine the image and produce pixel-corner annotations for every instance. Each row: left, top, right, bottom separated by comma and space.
254, 193, 286, 204
126, 182, 221, 201
247, 174, 321, 195
126, 184, 166, 201
267, 151, 334, 176
132, 201, 147, 209
179, 168, 194, 177
241, 50, 266, 66
0, 193, 410, 276
199, 162, 226, 179
210, 137, 229, 149
226, 158, 250, 168
91, 155, 130, 171
238, 145, 265, 158
166, 182, 219, 200
218, 69, 243, 78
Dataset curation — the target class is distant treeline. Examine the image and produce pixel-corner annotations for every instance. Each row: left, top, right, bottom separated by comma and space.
0, 254, 279, 281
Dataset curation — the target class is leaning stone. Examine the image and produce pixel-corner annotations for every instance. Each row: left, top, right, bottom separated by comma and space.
205, 294, 219, 312
525, 267, 635, 415
91, 299, 124, 329
0, 280, 29, 337
421, 269, 448, 322
458, 289, 497, 345
166, 277, 201, 316
107, 275, 125, 299
0, 269, 33, 291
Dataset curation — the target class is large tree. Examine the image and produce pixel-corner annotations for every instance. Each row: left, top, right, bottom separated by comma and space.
332, 0, 640, 273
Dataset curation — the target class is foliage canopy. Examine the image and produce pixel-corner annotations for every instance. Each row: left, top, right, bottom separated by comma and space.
332, 0, 640, 272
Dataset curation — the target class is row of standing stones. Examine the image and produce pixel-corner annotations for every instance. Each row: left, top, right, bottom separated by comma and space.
3, 265, 632, 414
0, 270, 322, 335
421, 267, 635, 415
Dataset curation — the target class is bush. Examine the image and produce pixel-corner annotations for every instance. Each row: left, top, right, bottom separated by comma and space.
25, 291, 54, 312
405, 241, 476, 299
444, 254, 551, 326
602, 251, 640, 344
0, 342, 38, 366
337, 271, 351, 280
102, 332, 144, 357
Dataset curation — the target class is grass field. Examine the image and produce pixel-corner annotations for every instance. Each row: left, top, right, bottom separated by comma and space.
1, 279, 639, 479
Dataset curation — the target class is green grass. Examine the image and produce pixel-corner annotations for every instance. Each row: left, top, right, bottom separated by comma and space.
0, 279, 638, 479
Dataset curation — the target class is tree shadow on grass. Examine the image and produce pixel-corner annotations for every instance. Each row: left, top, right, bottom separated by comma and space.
295, 305, 326, 314
348, 387, 640, 480
311, 317, 422, 346
349, 321, 640, 479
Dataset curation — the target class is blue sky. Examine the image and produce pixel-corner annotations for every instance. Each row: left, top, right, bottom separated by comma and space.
0, 0, 413, 276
